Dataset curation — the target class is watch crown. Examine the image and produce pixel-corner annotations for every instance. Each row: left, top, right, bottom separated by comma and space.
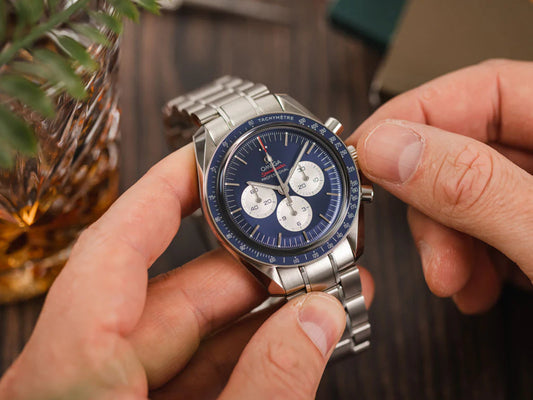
361, 185, 374, 203
324, 117, 344, 136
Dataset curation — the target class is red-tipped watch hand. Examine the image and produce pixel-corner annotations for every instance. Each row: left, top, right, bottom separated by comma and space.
257, 137, 296, 213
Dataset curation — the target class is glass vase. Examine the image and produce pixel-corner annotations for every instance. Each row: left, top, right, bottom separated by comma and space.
0, 2, 120, 303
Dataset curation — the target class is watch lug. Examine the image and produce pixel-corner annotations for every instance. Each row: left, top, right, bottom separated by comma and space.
193, 127, 207, 173
347, 208, 365, 260
242, 260, 285, 295
274, 94, 319, 119
242, 260, 307, 296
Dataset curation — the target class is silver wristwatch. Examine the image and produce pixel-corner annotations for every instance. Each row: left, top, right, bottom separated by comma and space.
163, 76, 373, 359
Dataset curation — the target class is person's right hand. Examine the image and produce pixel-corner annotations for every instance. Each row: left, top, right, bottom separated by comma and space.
349, 59, 533, 314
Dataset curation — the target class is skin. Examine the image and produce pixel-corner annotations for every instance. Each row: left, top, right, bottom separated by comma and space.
0, 142, 373, 400
0, 58, 531, 399
349, 58, 533, 314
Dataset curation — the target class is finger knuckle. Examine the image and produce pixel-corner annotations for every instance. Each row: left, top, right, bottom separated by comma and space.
259, 339, 318, 399
433, 143, 495, 215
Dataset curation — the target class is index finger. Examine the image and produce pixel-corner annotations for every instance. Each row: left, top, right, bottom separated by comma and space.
349, 59, 533, 150
42, 144, 199, 336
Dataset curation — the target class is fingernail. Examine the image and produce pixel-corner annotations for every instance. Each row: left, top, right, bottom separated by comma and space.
297, 294, 345, 357
417, 241, 433, 274
363, 122, 424, 183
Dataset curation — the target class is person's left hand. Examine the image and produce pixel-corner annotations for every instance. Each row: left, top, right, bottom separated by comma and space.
0, 145, 374, 400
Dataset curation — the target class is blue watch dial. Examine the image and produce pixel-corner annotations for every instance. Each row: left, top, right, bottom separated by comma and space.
205, 113, 360, 266
222, 128, 342, 250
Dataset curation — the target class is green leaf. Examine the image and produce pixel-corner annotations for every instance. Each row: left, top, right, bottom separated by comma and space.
133, 0, 160, 14
89, 11, 123, 34
13, 0, 44, 28
10, 61, 51, 83
57, 35, 98, 71
47, 0, 62, 12
0, 0, 89, 67
109, 0, 140, 22
70, 23, 111, 46
0, 148, 14, 169
33, 49, 87, 99
0, 75, 55, 118
0, 105, 38, 156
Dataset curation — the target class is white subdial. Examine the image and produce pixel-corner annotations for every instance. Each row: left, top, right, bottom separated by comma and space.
241, 185, 277, 219
289, 161, 325, 197
276, 196, 313, 232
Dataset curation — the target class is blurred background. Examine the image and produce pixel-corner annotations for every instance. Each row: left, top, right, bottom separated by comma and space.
1, 0, 532, 399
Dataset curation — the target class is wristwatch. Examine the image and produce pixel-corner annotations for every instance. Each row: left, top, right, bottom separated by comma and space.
163, 76, 374, 359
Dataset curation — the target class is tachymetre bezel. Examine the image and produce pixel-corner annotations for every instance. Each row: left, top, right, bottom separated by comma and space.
204, 113, 361, 267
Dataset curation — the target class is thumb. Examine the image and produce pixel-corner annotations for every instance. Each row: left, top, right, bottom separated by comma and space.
218, 293, 346, 400
356, 119, 533, 280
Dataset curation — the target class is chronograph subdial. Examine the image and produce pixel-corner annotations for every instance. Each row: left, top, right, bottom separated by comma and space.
289, 161, 325, 197
276, 196, 313, 232
241, 185, 277, 219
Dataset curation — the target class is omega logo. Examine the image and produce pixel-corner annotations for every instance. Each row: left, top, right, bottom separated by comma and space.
260, 159, 282, 171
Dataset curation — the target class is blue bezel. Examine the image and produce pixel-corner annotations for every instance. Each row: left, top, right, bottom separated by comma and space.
205, 113, 360, 266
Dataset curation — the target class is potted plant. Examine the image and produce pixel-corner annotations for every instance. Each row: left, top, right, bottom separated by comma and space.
0, 0, 158, 303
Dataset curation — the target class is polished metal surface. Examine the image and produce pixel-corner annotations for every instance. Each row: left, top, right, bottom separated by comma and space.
362, 185, 375, 203
324, 117, 344, 136
286, 239, 370, 358
163, 76, 371, 358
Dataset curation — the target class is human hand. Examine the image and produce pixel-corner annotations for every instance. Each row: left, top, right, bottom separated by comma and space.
349, 59, 532, 314
0, 145, 374, 400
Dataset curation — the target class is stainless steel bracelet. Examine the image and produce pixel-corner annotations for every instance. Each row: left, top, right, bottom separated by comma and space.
284, 239, 370, 358
163, 76, 370, 359
163, 76, 284, 148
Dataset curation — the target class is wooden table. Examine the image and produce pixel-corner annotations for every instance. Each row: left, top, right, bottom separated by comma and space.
1, 1, 532, 399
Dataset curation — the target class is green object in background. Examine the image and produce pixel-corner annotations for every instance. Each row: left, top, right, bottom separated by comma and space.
329, 0, 406, 48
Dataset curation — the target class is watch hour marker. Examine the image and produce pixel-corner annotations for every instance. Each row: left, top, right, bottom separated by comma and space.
326, 192, 340, 197
278, 232, 282, 247
324, 165, 335, 171
284, 132, 288, 147
231, 207, 242, 215
306, 142, 315, 154
235, 155, 247, 165
225, 182, 240, 187
319, 214, 331, 223
251, 225, 260, 236
302, 231, 309, 242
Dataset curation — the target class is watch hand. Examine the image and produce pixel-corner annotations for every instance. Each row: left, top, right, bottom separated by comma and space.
251, 188, 262, 203
247, 181, 283, 194
287, 201, 297, 216
284, 141, 309, 186
257, 137, 292, 203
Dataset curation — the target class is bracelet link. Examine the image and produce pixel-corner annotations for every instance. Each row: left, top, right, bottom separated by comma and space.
298, 239, 370, 360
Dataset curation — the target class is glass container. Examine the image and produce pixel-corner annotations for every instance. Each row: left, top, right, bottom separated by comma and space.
0, 1, 120, 303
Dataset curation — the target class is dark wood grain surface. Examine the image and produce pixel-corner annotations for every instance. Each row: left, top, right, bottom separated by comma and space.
1, 1, 532, 399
